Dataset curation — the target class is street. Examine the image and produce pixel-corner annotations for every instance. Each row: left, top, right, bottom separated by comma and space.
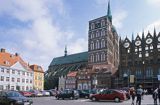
31, 95, 155, 105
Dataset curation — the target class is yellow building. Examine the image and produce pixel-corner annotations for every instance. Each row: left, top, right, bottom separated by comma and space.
30, 65, 44, 90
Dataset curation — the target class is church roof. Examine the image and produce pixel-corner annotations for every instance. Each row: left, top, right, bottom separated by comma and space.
49, 52, 88, 66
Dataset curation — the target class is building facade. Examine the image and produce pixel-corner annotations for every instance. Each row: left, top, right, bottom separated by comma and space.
65, 71, 77, 89
58, 76, 66, 91
88, 2, 119, 88
115, 30, 160, 93
0, 48, 33, 91
30, 65, 44, 90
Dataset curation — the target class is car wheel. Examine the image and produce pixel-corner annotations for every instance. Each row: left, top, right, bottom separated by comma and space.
70, 96, 74, 100
10, 102, 14, 105
114, 97, 120, 102
91, 97, 97, 101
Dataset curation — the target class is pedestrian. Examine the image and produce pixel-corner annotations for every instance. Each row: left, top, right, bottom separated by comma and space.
136, 85, 143, 105
130, 87, 136, 105
158, 87, 160, 104
152, 88, 158, 105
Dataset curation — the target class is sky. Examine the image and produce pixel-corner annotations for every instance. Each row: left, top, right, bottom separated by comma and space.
0, 0, 160, 71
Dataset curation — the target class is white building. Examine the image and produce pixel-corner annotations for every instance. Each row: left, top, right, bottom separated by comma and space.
58, 76, 66, 91
0, 48, 33, 91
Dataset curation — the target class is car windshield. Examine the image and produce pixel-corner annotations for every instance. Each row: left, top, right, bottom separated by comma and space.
7, 91, 23, 97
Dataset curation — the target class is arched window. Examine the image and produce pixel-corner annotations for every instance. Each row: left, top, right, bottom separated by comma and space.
101, 29, 105, 36
101, 19, 105, 26
150, 44, 153, 49
135, 68, 142, 78
96, 53, 99, 62
101, 52, 105, 61
90, 54, 94, 63
96, 40, 100, 49
91, 23, 95, 29
146, 67, 153, 78
91, 41, 94, 50
101, 39, 105, 48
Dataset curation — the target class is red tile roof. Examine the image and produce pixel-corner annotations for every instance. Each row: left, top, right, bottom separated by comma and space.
30, 64, 44, 73
67, 71, 77, 77
0, 49, 32, 71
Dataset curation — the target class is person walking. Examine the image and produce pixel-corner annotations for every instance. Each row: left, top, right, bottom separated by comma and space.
152, 88, 158, 105
136, 85, 143, 105
130, 87, 136, 105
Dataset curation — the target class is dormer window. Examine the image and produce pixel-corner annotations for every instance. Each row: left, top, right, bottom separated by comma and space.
4, 61, 10, 65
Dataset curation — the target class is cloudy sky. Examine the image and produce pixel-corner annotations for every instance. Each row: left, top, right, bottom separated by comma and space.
0, 0, 160, 71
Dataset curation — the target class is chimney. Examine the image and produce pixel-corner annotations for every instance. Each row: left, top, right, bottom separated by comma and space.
1, 48, 5, 53
15, 53, 19, 56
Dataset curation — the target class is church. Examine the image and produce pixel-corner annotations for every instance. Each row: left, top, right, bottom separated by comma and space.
45, 1, 160, 91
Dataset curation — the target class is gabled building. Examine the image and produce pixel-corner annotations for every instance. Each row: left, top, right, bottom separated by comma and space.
30, 64, 44, 90
0, 48, 33, 91
65, 71, 78, 89
115, 30, 160, 93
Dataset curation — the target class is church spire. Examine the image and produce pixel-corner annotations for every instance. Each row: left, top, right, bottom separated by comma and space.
132, 32, 134, 41
154, 26, 156, 37
107, 0, 112, 22
64, 45, 67, 56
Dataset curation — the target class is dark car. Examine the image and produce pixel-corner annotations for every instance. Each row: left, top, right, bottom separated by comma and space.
90, 89, 126, 102
0, 90, 33, 105
56, 89, 79, 100
77, 90, 90, 98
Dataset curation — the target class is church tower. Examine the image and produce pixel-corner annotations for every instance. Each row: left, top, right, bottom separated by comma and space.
88, 1, 119, 88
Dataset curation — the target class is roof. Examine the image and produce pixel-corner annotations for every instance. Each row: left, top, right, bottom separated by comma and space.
49, 52, 88, 66
0, 48, 32, 71
67, 71, 77, 77
30, 64, 44, 73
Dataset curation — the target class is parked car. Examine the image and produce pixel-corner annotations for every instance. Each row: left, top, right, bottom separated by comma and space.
77, 90, 90, 98
90, 89, 126, 102
41, 90, 50, 96
29, 90, 43, 97
47, 89, 57, 96
19, 91, 33, 97
56, 89, 79, 100
0, 90, 33, 105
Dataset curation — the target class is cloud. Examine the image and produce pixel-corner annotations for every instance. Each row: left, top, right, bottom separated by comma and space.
0, 0, 87, 71
147, 0, 160, 6
113, 10, 127, 29
139, 20, 160, 36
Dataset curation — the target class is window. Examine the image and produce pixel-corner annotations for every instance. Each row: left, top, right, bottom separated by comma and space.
101, 53, 105, 61
101, 30, 105, 36
145, 52, 149, 57
146, 67, 153, 78
12, 77, 14, 82
30, 73, 33, 77
101, 39, 105, 48
150, 45, 153, 49
27, 72, 29, 76
1, 68, 4, 72
145, 46, 149, 50
7, 69, 10, 73
139, 47, 142, 51
11, 86, 14, 90
96, 40, 100, 49
17, 78, 20, 82
18, 71, 20, 75
101, 19, 105, 26
90, 54, 94, 62
136, 68, 142, 78
23, 72, 25, 75
30, 80, 32, 84
139, 53, 142, 58
157, 44, 160, 49
0, 76, 4, 81
12, 70, 15, 74
22, 79, 25, 83
6, 77, 9, 82
91, 23, 95, 29
135, 48, 138, 52
96, 53, 99, 62
26, 79, 29, 83
0, 85, 3, 90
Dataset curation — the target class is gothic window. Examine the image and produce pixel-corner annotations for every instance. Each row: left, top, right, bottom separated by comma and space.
96, 40, 100, 49
136, 68, 142, 78
90, 54, 94, 63
139, 47, 142, 51
91, 41, 94, 50
146, 67, 153, 78
139, 53, 142, 58
135, 48, 138, 52
150, 44, 153, 50
95, 53, 99, 62
145, 46, 149, 50
91, 23, 95, 30
101, 52, 105, 61
145, 51, 149, 57
101, 39, 105, 48
101, 19, 105, 26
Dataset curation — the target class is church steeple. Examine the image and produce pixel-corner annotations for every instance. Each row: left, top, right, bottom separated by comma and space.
153, 27, 156, 37
107, 0, 112, 22
64, 45, 67, 56
132, 32, 134, 41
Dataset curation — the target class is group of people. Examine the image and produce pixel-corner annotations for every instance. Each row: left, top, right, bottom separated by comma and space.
130, 86, 160, 105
